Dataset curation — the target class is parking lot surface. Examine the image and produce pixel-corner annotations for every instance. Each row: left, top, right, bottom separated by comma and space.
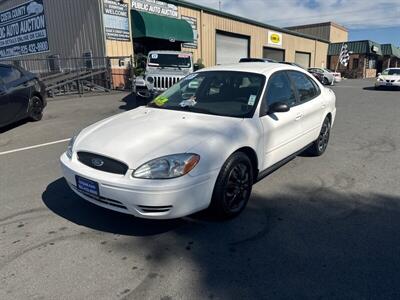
1, 80, 399, 299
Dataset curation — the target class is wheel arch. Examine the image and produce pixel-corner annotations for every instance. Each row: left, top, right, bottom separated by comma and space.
233, 146, 259, 182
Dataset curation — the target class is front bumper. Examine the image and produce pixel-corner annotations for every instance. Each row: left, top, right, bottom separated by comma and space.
375, 81, 400, 89
60, 153, 218, 219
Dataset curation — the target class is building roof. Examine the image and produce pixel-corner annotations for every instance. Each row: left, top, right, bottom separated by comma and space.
286, 21, 348, 32
163, 0, 330, 44
381, 44, 400, 59
328, 40, 383, 56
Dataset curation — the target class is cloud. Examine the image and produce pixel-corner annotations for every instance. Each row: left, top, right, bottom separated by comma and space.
187, 0, 400, 29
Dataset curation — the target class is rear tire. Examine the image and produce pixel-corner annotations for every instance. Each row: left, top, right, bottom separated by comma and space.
29, 96, 44, 121
307, 117, 331, 156
208, 152, 253, 219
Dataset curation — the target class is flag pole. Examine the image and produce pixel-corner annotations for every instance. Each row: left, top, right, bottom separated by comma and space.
335, 42, 345, 73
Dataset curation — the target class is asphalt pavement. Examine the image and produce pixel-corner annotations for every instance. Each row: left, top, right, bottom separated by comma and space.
0, 80, 399, 299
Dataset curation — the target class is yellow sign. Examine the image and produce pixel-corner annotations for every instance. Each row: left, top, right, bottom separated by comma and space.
268, 31, 282, 47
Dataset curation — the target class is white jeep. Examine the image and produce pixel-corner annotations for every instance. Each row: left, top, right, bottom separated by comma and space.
134, 50, 194, 99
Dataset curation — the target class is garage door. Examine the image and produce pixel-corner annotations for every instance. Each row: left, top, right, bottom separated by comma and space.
295, 52, 311, 68
216, 32, 249, 65
263, 47, 285, 61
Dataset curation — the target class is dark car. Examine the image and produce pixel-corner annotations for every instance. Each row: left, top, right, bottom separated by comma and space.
239, 58, 277, 63
0, 64, 46, 128
307, 69, 325, 84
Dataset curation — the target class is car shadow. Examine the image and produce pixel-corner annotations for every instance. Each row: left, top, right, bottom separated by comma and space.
119, 93, 148, 111
363, 86, 400, 92
0, 119, 29, 134
42, 178, 186, 236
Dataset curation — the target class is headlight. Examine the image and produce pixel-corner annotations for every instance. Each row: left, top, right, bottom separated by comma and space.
133, 153, 200, 179
147, 76, 154, 84
377, 77, 384, 82
66, 134, 78, 159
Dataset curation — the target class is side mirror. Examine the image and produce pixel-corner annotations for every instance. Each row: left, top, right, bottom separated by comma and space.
377, 73, 381, 77
193, 63, 200, 71
269, 102, 290, 113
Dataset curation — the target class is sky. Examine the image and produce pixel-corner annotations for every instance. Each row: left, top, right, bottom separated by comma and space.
187, 0, 400, 46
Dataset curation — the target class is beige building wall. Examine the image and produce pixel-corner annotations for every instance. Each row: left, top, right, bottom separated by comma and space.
329, 24, 348, 43
176, 7, 329, 68
104, 0, 134, 57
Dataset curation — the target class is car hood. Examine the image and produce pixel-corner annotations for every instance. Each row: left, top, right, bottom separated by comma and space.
380, 75, 400, 80
75, 107, 243, 169
146, 67, 191, 77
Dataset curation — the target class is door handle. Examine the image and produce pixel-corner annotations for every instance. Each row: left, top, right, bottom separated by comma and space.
295, 113, 303, 121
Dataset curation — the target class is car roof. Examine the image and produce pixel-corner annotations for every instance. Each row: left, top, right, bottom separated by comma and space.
198, 62, 303, 75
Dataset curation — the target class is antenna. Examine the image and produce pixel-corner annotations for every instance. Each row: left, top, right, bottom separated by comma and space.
219, 1, 222, 10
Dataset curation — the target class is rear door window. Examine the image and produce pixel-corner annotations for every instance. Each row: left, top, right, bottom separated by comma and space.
288, 71, 320, 103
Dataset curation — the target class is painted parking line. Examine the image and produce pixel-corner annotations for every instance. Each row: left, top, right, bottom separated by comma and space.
0, 138, 70, 156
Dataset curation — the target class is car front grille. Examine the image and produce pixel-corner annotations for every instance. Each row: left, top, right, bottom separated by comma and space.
386, 80, 395, 83
153, 76, 181, 90
77, 152, 128, 175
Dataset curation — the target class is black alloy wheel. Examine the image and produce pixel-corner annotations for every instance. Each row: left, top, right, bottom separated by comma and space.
307, 117, 331, 156
209, 152, 253, 219
29, 96, 44, 121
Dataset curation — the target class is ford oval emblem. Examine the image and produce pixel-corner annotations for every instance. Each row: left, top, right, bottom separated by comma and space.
91, 158, 104, 167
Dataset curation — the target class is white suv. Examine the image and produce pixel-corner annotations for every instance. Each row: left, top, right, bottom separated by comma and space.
61, 63, 336, 220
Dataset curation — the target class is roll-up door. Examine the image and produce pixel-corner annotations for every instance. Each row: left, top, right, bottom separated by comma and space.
263, 47, 285, 61
295, 52, 311, 68
216, 32, 249, 65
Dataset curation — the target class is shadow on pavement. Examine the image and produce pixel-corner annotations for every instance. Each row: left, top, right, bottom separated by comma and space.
42, 178, 400, 298
363, 86, 400, 92
119, 93, 148, 111
42, 178, 185, 236
0, 119, 29, 134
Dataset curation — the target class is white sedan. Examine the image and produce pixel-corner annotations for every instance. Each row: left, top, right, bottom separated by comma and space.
375, 68, 400, 89
60, 63, 336, 219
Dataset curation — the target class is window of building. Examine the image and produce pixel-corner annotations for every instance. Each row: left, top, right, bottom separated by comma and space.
353, 58, 359, 69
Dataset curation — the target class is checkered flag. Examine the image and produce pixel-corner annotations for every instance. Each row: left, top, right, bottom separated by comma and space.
339, 44, 351, 67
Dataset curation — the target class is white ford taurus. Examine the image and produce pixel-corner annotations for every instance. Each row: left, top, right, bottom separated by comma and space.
60, 63, 336, 219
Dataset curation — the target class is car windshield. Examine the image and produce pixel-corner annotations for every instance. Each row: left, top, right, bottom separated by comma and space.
148, 53, 191, 68
147, 71, 265, 118
382, 69, 400, 75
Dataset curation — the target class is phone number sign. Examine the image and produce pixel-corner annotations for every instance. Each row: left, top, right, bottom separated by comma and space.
0, 0, 49, 59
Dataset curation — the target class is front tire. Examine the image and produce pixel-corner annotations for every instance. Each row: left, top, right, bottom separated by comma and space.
307, 117, 331, 156
208, 152, 253, 219
322, 77, 329, 85
29, 96, 44, 121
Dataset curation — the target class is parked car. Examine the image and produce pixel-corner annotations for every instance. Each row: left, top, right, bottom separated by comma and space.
307, 69, 325, 84
134, 51, 194, 99
308, 67, 335, 85
375, 68, 400, 90
239, 58, 277, 63
0, 64, 46, 128
61, 63, 336, 220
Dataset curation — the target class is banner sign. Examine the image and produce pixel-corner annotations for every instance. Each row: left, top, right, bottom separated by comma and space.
181, 16, 198, 49
103, 0, 130, 41
0, 0, 49, 59
267, 31, 282, 48
132, 0, 178, 18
